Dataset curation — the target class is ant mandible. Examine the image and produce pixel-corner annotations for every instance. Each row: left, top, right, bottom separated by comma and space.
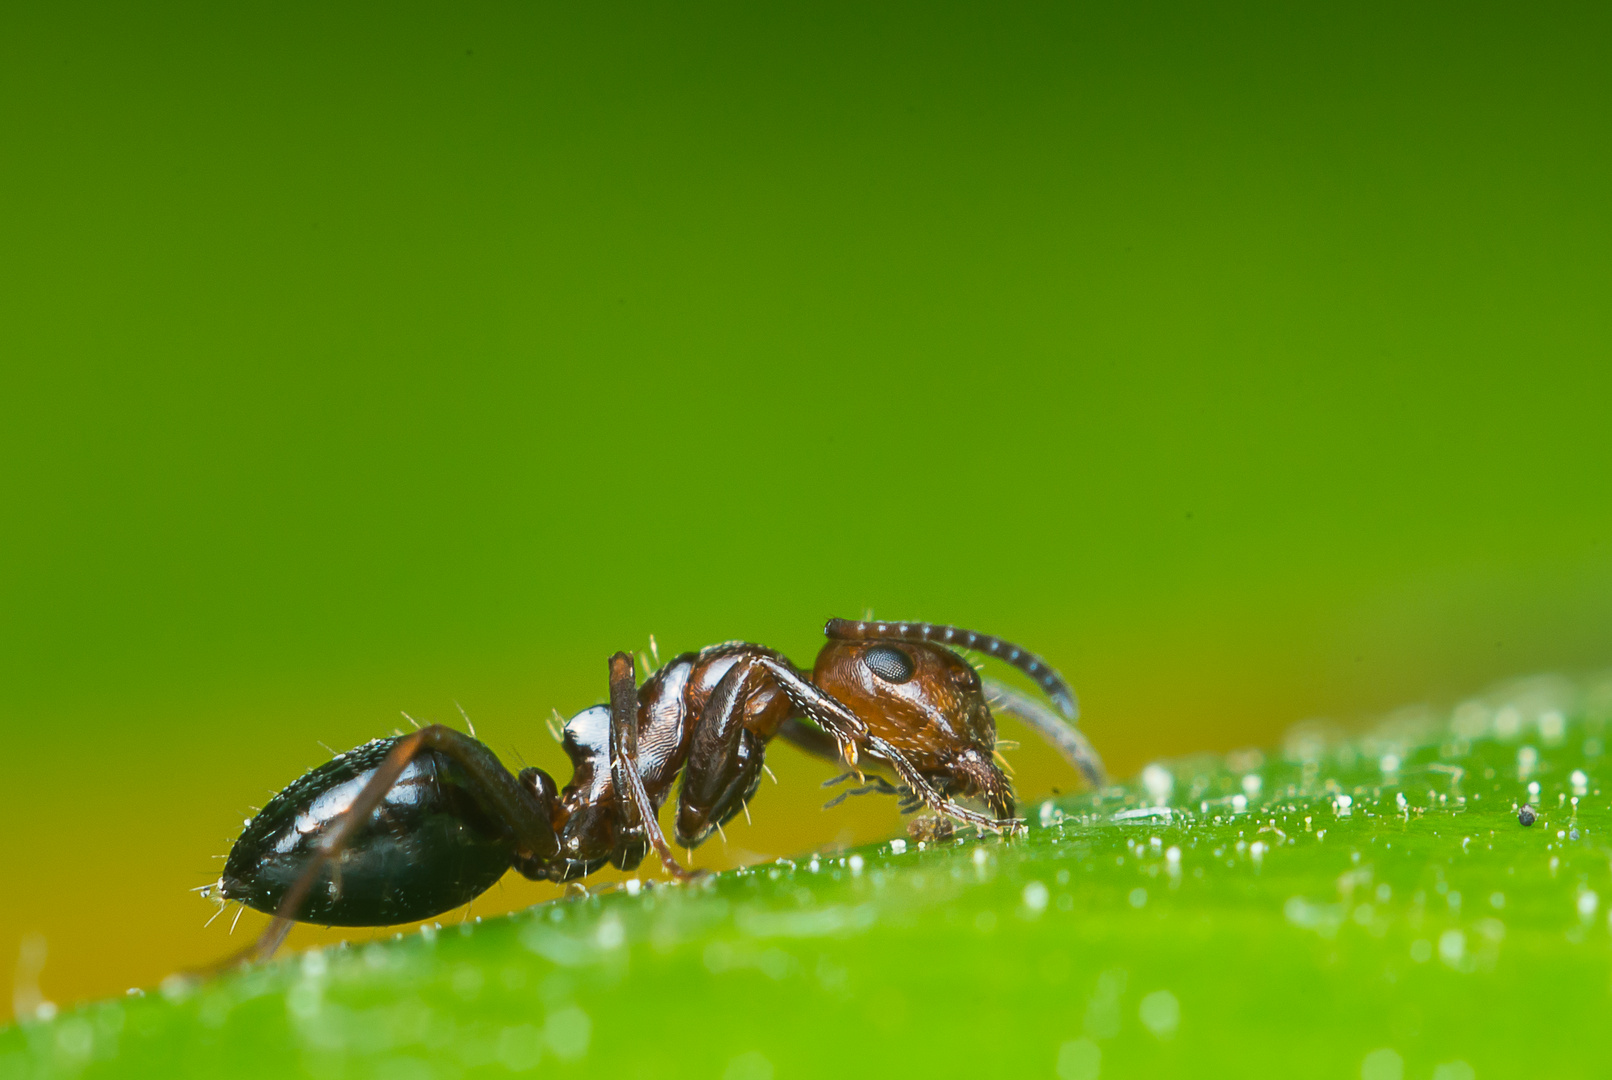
210, 619, 1103, 960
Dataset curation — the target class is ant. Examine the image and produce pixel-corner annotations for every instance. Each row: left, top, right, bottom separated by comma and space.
207, 619, 1102, 961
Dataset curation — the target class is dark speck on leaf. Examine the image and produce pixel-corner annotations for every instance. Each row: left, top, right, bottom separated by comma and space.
1518, 805, 1536, 827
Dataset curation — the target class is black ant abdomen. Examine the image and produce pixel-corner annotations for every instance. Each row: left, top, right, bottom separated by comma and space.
220, 738, 515, 926
210, 620, 1105, 962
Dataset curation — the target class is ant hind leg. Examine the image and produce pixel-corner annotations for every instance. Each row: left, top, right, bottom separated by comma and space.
607, 652, 699, 880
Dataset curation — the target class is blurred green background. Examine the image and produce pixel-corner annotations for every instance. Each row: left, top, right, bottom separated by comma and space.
4, 0, 1611, 1012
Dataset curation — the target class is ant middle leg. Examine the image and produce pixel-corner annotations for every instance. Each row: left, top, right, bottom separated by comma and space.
673, 656, 772, 847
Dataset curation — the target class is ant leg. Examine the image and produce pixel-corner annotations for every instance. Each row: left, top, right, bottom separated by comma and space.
674, 656, 773, 846
244, 726, 559, 962
608, 652, 699, 880
780, 719, 918, 797
776, 716, 845, 764
821, 775, 903, 810
751, 658, 867, 764
755, 658, 1011, 834
782, 720, 909, 803
984, 677, 1107, 788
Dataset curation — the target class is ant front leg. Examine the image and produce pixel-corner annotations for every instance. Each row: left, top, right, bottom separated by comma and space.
775, 716, 847, 766
607, 652, 699, 880
751, 658, 868, 768
755, 659, 1010, 835
776, 719, 906, 805
238, 725, 561, 963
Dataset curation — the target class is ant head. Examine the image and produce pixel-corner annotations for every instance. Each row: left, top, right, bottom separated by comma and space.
812, 638, 1013, 819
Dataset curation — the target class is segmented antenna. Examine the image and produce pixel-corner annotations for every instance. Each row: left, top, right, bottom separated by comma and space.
823, 618, 1077, 719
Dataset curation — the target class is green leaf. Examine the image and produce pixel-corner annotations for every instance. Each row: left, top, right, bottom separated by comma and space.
7, 675, 1611, 1078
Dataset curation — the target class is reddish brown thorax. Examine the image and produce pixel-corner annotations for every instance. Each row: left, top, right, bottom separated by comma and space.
812, 639, 1012, 817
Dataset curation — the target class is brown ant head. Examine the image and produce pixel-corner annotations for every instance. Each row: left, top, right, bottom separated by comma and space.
812, 637, 1014, 819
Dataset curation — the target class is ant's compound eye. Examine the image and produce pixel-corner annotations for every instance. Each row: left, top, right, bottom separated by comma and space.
864, 645, 915, 684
